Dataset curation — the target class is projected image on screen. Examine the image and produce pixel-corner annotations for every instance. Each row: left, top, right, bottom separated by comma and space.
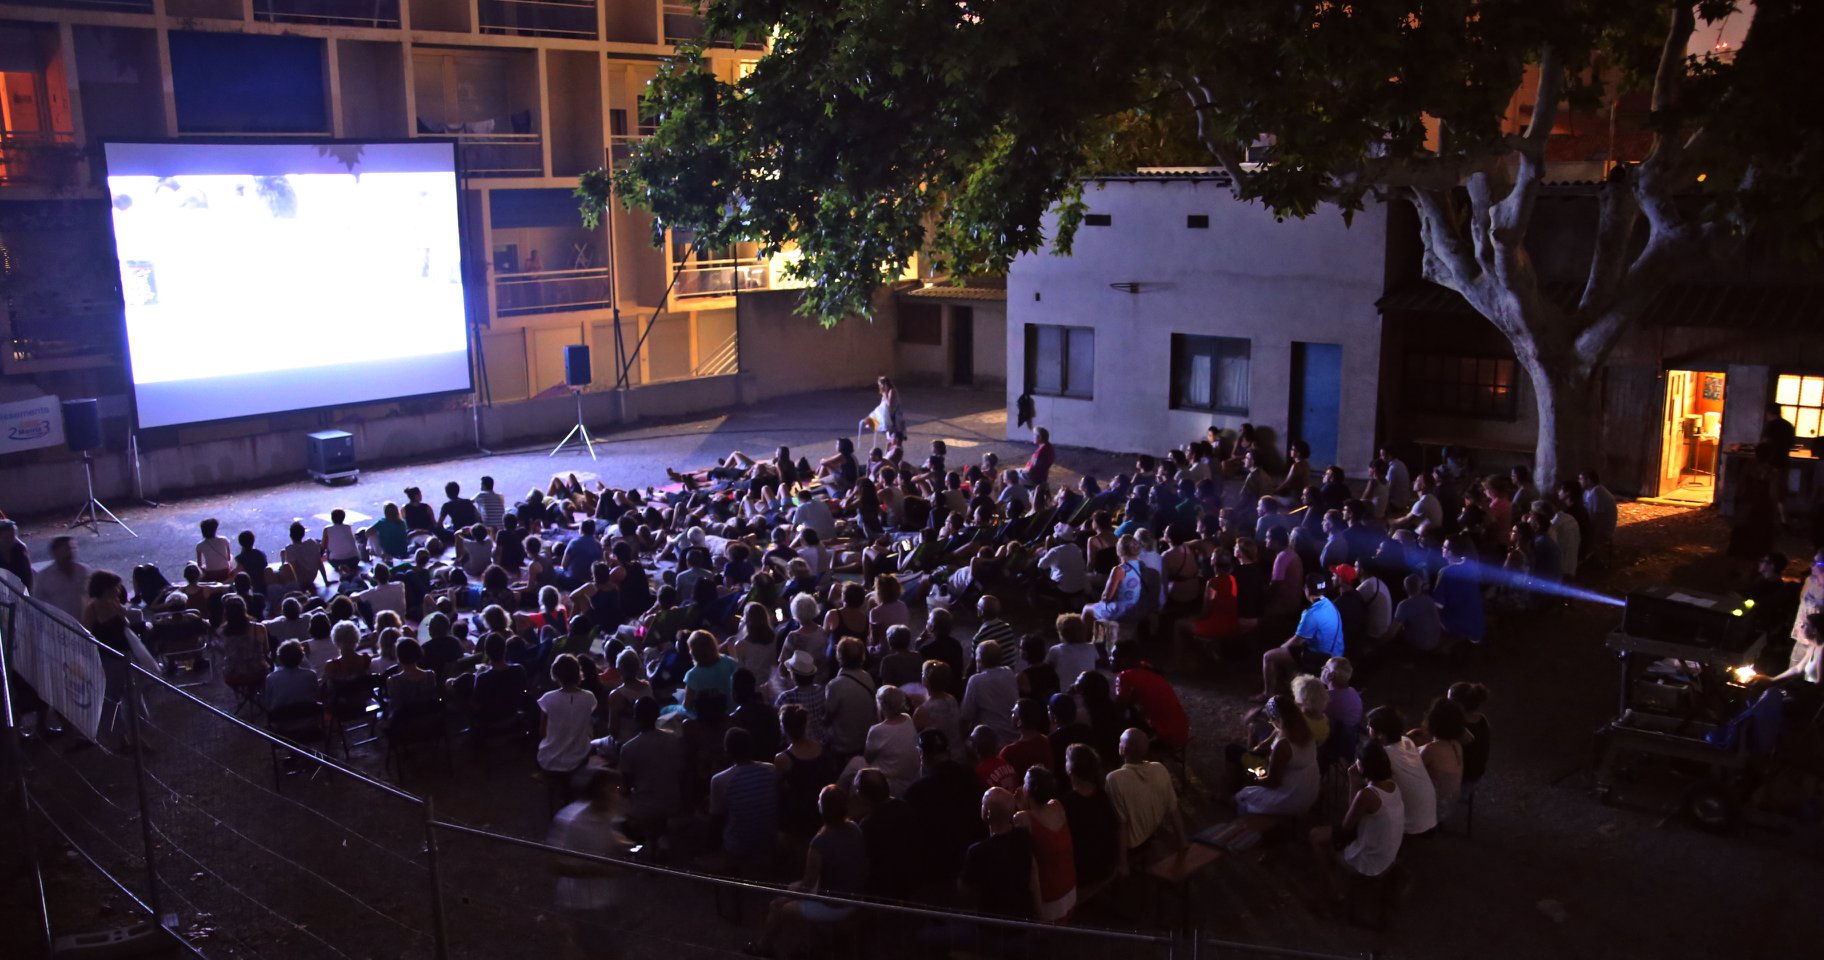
104, 142, 472, 429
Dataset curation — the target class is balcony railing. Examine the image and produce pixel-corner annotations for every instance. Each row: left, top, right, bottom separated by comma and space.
673, 257, 768, 299
494, 267, 613, 317
458, 133, 543, 178
254, 0, 401, 27
661, 1, 762, 47
479, 0, 598, 39
607, 129, 654, 167
0, 131, 82, 188
10, 0, 154, 11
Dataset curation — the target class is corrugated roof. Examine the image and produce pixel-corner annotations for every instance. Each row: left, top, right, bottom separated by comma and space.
1378, 280, 1824, 329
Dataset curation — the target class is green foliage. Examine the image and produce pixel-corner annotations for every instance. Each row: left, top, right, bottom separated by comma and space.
599, 0, 1822, 323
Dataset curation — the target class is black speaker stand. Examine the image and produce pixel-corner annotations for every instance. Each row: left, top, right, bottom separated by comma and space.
70, 453, 136, 537
549, 389, 597, 460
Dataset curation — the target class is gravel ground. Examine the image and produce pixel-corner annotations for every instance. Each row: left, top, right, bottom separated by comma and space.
6, 386, 1823, 960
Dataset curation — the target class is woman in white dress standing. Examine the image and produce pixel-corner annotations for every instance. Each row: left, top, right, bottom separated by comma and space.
859, 376, 906, 448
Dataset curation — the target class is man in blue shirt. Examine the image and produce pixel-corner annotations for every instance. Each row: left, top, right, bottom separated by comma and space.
560, 519, 603, 588
1258, 575, 1344, 700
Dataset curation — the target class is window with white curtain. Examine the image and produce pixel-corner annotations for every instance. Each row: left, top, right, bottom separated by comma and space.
1025, 323, 1094, 399
1171, 334, 1250, 414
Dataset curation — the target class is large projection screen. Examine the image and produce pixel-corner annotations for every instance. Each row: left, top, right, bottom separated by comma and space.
103, 141, 473, 430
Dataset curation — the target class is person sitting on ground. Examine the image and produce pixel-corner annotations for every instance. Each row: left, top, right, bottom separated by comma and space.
321, 509, 361, 577
1366, 706, 1438, 836
195, 518, 234, 583
1308, 740, 1405, 901
746, 784, 867, 958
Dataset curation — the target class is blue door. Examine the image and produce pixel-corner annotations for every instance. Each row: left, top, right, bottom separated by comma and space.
1289, 342, 1343, 467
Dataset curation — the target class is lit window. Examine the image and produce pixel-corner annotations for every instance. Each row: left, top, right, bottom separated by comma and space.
1777, 373, 1824, 438
1403, 353, 1519, 420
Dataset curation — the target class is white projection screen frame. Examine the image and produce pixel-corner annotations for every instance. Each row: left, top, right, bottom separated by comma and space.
102, 141, 475, 430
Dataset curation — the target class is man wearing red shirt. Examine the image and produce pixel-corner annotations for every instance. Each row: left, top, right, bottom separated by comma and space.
1112, 645, 1190, 750
997, 699, 1055, 777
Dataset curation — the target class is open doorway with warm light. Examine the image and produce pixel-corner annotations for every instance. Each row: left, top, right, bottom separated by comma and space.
1657, 369, 1725, 504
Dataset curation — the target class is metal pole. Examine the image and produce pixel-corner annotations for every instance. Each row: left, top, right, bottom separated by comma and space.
421, 797, 451, 960
0, 601, 54, 957
121, 664, 163, 920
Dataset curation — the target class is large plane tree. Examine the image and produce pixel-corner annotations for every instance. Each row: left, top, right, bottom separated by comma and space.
588, 0, 1823, 483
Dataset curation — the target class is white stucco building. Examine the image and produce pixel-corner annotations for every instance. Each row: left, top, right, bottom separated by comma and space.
1005, 171, 1390, 474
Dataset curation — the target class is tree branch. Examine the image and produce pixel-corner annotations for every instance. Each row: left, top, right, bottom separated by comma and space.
1578, 163, 1641, 315
1175, 73, 1254, 192
1408, 185, 1478, 287
1492, 46, 1561, 241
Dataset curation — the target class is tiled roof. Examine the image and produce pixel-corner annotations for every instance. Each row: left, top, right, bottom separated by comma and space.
900, 284, 1008, 302
1378, 280, 1824, 329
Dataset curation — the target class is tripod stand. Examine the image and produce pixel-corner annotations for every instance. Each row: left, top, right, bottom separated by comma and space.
549, 389, 597, 460
70, 452, 136, 537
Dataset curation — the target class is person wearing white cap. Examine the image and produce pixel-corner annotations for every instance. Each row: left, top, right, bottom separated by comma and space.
1036, 524, 1088, 597
773, 649, 827, 740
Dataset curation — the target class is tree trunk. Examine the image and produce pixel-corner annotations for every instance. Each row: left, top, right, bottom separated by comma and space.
1522, 354, 1603, 489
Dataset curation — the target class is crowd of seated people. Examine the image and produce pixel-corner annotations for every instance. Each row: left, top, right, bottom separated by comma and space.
2, 414, 1643, 938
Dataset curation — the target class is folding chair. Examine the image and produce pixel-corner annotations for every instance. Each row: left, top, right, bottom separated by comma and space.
327, 676, 384, 759
384, 700, 453, 779
267, 702, 333, 789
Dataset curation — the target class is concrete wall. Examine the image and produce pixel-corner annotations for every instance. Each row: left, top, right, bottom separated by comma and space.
735, 287, 899, 402
1006, 178, 1387, 473
0, 375, 748, 517
895, 299, 1008, 389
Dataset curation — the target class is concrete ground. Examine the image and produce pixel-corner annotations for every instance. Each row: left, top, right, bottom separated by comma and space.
7, 385, 1824, 960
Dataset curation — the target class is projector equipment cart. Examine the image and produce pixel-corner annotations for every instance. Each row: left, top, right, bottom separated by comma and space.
70, 452, 136, 538
550, 388, 597, 460
1593, 586, 1763, 829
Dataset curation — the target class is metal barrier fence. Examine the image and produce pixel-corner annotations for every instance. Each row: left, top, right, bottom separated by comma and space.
3, 617, 1378, 960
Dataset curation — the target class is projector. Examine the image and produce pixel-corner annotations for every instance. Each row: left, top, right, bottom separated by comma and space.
1616, 584, 1759, 660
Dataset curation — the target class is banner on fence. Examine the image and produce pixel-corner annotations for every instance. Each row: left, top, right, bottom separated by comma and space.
0, 394, 64, 455
0, 568, 105, 741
